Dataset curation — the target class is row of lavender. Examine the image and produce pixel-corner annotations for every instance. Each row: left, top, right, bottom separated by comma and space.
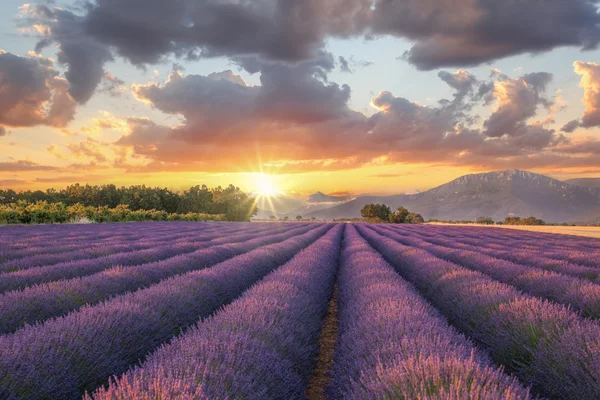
0, 222, 208, 257
359, 224, 600, 399
0, 222, 301, 290
88, 224, 533, 400
374, 225, 600, 319
0, 222, 289, 267
0, 223, 332, 399
1, 222, 600, 398
0, 223, 318, 335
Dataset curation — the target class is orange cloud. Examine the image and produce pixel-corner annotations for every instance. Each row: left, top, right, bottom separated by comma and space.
574, 61, 600, 128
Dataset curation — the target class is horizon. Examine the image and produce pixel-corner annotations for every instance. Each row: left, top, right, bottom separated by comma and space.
2, 1, 600, 198
0, 168, 592, 201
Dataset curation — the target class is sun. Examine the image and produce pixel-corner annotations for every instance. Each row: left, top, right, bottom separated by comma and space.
253, 173, 282, 198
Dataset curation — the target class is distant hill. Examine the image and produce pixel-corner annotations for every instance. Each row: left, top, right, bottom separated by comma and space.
254, 196, 305, 216
283, 192, 350, 219
564, 178, 600, 189
253, 191, 350, 219
307, 191, 348, 203
305, 170, 600, 223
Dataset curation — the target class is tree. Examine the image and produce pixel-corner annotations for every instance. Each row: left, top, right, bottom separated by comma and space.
211, 185, 258, 221
389, 206, 410, 223
360, 204, 392, 222
504, 216, 545, 226
283, 216, 289, 221
311, 217, 316, 221
405, 213, 425, 224
269, 215, 276, 220
476, 217, 495, 225
295, 215, 302, 221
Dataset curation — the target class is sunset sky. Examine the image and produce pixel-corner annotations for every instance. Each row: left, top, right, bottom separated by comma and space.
2, 0, 600, 197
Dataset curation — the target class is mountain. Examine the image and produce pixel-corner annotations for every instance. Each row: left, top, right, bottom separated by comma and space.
283, 192, 351, 218
254, 196, 305, 216
564, 178, 600, 189
305, 170, 600, 223
307, 191, 348, 203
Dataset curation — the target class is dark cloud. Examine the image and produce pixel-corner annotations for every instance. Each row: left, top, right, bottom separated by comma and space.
22, 0, 370, 101
339, 56, 351, 73
0, 161, 58, 172
561, 119, 581, 133
371, 0, 600, 70
438, 70, 478, 104
21, 0, 600, 105
22, 5, 113, 104
0, 51, 76, 128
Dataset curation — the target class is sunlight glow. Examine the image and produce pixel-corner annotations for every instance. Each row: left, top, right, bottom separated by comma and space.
252, 173, 282, 198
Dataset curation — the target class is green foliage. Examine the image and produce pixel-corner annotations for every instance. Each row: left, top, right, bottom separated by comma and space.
504, 216, 546, 226
476, 216, 495, 225
295, 215, 302, 221
0, 202, 224, 225
361, 204, 424, 224
0, 183, 257, 223
405, 212, 425, 224
360, 204, 392, 221
389, 206, 410, 223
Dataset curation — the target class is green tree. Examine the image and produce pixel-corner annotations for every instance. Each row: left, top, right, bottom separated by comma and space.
295, 215, 302, 221
389, 206, 410, 223
361, 204, 392, 222
405, 213, 425, 224
476, 217, 495, 225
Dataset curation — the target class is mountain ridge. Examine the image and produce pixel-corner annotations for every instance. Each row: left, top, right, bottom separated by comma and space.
304, 170, 600, 223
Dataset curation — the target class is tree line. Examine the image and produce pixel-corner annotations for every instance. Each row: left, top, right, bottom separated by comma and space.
0, 184, 257, 223
430, 216, 548, 226
360, 204, 425, 224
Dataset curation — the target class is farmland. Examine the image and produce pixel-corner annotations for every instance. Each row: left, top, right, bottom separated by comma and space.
1, 222, 600, 399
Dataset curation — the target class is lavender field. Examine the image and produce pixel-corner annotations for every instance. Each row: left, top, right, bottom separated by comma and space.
1, 222, 600, 399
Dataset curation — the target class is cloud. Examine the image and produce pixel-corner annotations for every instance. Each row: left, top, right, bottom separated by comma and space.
21, 5, 114, 104
0, 180, 27, 187
369, 173, 412, 178
372, 0, 600, 70
561, 119, 581, 133
66, 138, 109, 163
339, 56, 351, 73
0, 127, 6, 137
99, 72, 126, 97
574, 61, 600, 128
483, 72, 553, 138
0, 51, 76, 128
0, 160, 58, 172
437, 70, 478, 105
20, 0, 600, 106
34, 174, 108, 183
21, 1, 370, 102
114, 62, 578, 174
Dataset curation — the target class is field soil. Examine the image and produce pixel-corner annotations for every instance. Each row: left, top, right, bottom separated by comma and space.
428, 223, 600, 239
